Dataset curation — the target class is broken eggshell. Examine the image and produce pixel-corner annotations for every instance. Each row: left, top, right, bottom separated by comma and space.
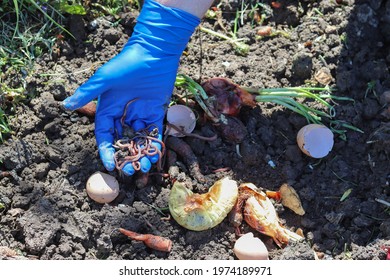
166, 104, 196, 137
86, 171, 119, 203
296, 124, 334, 158
233, 232, 269, 260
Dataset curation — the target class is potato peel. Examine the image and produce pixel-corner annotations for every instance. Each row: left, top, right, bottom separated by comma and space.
169, 177, 238, 231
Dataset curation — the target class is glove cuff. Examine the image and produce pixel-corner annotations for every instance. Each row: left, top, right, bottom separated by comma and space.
130, 0, 201, 55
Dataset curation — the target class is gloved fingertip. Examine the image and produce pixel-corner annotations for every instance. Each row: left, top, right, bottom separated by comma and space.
148, 141, 162, 164
103, 161, 116, 172
155, 133, 163, 141
148, 154, 159, 164
122, 164, 135, 176
101, 155, 115, 171
98, 142, 116, 171
140, 157, 152, 173
62, 97, 76, 110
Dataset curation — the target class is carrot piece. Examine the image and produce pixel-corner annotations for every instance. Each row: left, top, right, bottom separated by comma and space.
119, 228, 172, 252
265, 190, 281, 201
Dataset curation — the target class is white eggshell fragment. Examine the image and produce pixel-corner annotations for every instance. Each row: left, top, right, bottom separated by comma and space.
86, 171, 119, 203
297, 124, 334, 158
166, 104, 196, 137
233, 232, 269, 260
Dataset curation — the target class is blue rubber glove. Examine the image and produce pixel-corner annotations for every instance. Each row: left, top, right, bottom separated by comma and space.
62, 0, 200, 176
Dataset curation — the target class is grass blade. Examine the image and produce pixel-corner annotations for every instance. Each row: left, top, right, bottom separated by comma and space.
27, 0, 75, 39
12, 0, 19, 39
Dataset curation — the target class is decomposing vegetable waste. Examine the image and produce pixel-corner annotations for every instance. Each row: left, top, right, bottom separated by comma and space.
230, 183, 304, 248
175, 75, 248, 144
279, 184, 305, 216
76, 101, 96, 117
165, 136, 206, 182
168, 177, 238, 231
175, 75, 363, 141
266, 184, 306, 216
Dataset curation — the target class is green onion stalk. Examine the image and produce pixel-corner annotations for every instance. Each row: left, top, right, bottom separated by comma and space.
175, 74, 363, 140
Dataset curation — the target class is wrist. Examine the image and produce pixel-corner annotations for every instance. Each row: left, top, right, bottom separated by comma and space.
131, 0, 200, 55
155, 0, 214, 19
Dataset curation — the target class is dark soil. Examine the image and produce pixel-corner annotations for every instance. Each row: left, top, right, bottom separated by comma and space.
1, 0, 390, 260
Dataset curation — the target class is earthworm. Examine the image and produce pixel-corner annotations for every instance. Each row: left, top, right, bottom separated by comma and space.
120, 98, 139, 126
113, 99, 166, 172
114, 128, 166, 171
212, 167, 231, 173
166, 123, 218, 141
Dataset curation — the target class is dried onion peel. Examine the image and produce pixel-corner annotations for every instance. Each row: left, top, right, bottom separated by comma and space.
202, 77, 257, 116
237, 183, 304, 247
169, 177, 238, 231
279, 184, 305, 216
244, 195, 304, 247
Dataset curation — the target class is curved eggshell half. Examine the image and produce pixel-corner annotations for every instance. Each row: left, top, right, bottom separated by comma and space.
166, 105, 196, 137
86, 171, 119, 204
233, 232, 269, 260
297, 124, 334, 158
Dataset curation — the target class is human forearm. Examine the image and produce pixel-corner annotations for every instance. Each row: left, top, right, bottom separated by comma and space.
155, 0, 214, 18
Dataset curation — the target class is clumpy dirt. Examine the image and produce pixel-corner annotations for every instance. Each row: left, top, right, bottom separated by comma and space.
1, 0, 390, 260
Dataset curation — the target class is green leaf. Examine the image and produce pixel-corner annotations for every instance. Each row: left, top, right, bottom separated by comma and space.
340, 188, 352, 202
60, 3, 86, 15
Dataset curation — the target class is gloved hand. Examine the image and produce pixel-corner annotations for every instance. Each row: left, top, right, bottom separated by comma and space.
62, 0, 200, 176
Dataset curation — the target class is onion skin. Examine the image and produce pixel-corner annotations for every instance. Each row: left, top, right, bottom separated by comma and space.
169, 177, 238, 231
244, 196, 291, 247
202, 77, 257, 116
233, 183, 304, 248
201, 78, 252, 144
279, 184, 305, 216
